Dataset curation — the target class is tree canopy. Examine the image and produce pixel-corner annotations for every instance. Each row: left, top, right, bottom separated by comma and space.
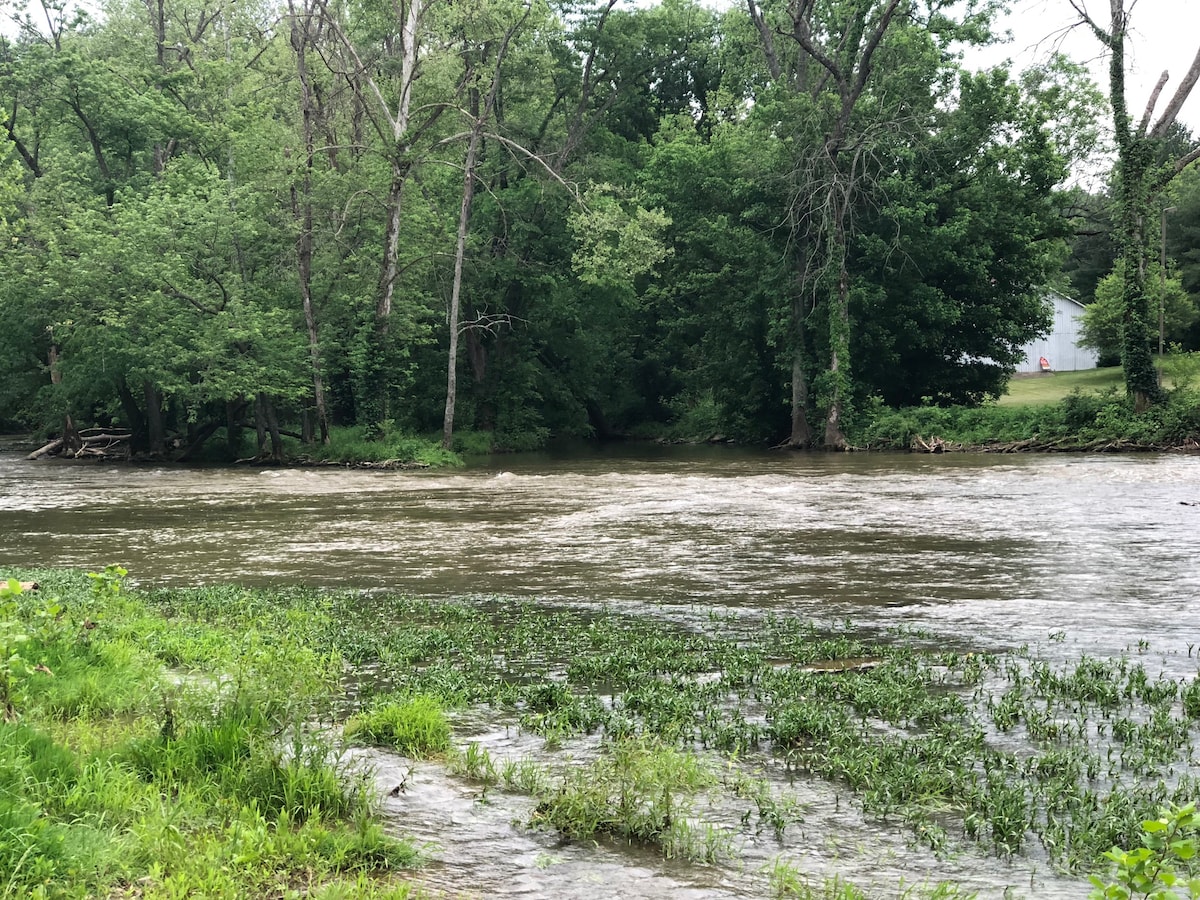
0, 0, 1187, 452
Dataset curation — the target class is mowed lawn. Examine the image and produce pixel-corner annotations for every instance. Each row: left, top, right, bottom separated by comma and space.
998, 367, 1126, 406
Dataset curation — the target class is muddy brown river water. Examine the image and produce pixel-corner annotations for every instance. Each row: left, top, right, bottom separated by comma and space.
3, 446, 1200, 897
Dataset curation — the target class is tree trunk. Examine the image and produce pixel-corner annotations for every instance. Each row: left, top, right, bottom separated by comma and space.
117, 377, 148, 453
1075, 0, 1200, 407
823, 255, 850, 449
290, 1, 330, 444
788, 304, 813, 446
443, 111, 482, 451
440, 13, 526, 450
143, 379, 165, 456
254, 393, 268, 455
226, 398, 243, 457
263, 396, 283, 462
1104, 5, 1160, 408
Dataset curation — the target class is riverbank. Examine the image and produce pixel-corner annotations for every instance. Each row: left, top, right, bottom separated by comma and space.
849, 388, 1200, 453
0, 570, 424, 899
12, 359, 1200, 464
4, 569, 1198, 897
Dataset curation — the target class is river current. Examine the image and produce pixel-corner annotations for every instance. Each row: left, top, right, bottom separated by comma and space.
3, 446, 1199, 897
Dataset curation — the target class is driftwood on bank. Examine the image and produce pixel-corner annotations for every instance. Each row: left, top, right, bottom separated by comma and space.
906, 434, 1175, 454
26, 428, 132, 461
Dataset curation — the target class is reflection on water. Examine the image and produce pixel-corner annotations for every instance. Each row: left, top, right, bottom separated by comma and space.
3, 447, 1200, 897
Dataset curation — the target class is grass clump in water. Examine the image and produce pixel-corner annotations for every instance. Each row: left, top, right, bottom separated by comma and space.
298, 425, 462, 468
529, 735, 721, 859
344, 694, 452, 757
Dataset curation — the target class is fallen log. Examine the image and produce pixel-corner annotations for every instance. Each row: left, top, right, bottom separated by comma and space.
27, 438, 63, 460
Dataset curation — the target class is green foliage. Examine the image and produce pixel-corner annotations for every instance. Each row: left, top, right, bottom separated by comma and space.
12, 570, 1200, 893
1089, 803, 1200, 899
0, 0, 1100, 451
344, 695, 452, 757
1164, 348, 1200, 395
0, 570, 423, 897
303, 426, 463, 468
528, 736, 718, 856
0, 580, 33, 717
569, 185, 672, 291
1081, 263, 1197, 365
852, 385, 1200, 450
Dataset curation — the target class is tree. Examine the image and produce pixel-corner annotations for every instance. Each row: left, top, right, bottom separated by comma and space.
1080, 262, 1196, 366
440, 0, 535, 450
287, 0, 331, 444
742, 0, 1014, 446
853, 67, 1069, 406
313, 0, 455, 429
1069, 0, 1200, 409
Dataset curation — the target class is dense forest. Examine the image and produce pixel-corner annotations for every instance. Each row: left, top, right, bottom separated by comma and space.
1, 0, 1198, 457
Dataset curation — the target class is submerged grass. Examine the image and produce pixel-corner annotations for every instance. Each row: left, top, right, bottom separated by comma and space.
132, 582, 1200, 876
528, 735, 719, 855
7, 570, 1200, 895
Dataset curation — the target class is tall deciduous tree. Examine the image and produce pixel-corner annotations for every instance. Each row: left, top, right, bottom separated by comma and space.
745, 0, 1004, 446
441, 0, 534, 450
287, 0, 331, 444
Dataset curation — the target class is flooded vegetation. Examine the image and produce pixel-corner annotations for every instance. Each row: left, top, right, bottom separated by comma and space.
4, 448, 1200, 896
134, 584, 1200, 896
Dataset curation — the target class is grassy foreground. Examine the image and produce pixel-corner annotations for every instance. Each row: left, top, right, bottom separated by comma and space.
4, 570, 1199, 898
0, 570, 423, 900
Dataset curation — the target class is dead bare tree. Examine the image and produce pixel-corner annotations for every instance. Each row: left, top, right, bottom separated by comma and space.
1067, 0, 1200, 409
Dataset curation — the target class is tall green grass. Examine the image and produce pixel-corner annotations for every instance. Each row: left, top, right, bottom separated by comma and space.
853, 382, 1200, 449
296, 426, 461, 468
344, 694, 452, 757
0, 573, 423, 899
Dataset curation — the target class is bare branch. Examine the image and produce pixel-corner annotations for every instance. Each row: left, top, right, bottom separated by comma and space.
1149, 41, 1200, 139
458, 311, 525, 336
1067, 0, 1113, 47
745, 0, 781, 81
1138, 71, 1168, 135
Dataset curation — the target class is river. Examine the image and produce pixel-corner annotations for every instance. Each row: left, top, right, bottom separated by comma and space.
3, 447, 1200, 897
4, 447, 1198, 655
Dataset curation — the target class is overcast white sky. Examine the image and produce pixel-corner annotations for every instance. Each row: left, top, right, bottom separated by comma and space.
982, 0, 1200, 131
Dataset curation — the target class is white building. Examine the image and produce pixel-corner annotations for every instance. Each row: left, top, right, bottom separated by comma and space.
1017, 291, 1099, 373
